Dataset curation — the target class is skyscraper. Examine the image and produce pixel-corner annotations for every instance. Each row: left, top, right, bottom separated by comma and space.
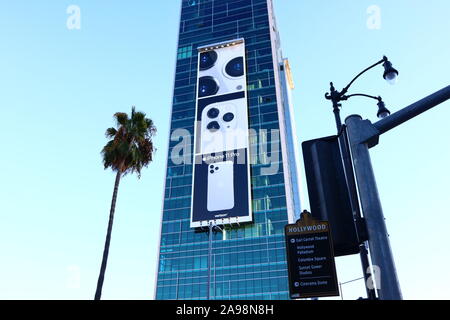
155, 0, 302, 300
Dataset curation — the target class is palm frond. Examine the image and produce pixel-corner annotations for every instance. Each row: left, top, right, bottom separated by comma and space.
114, 112, 129, 127
105, 127, 117, 138
102, 106, 156, 177
145, 119, 157, 137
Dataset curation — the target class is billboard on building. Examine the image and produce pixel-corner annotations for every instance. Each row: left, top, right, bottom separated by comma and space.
190, 39, 252, 228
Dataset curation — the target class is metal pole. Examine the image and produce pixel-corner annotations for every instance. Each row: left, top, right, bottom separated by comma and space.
333, 101, 342, 132
359, 243, 378, 299
345, 115, 402, 300
374, 85, 450, 135
334, 110, 377, 300
207, 222, 213, 300
340, 127, 377, 299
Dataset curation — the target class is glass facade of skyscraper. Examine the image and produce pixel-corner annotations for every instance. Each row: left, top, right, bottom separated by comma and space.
155, 0, 301, 300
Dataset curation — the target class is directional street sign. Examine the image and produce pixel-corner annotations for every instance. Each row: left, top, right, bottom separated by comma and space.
285, 210, 339, 299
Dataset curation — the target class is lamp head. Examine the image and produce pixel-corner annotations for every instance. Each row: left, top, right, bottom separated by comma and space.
377, 99, 391, 119
382, 56, 399, 85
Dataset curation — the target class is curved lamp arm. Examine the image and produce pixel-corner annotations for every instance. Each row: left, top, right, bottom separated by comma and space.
343, 93, 382, 101
342, 94, 390, 119
341, 57, 387, 95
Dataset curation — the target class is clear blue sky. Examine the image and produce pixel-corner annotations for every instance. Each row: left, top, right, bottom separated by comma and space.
0, 0, 449, 300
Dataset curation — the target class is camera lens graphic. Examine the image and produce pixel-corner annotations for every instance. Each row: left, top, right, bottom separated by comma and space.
225, 57, 244, 77
223, 112, 235, 122
207, 107, 220, 119
207, 121, 220, 132
199, 51, 218, 71
198, 76, 219, 97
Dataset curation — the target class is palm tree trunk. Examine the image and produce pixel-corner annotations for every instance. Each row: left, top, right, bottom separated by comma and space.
95, 171, 121, 300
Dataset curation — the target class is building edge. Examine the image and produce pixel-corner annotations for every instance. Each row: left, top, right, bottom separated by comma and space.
153, 0, 184, 300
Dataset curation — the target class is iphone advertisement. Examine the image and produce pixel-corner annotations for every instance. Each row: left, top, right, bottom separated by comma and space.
190, 39, 252, 228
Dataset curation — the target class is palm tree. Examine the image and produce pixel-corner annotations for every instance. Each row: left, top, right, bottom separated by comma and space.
95, 106, 156, 300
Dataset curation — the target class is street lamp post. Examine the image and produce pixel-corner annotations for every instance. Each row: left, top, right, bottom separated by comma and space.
206, 222, 222, 300
345, 114, 402, 300
345, 85, 450, 299
324, 56, 398, 300
324, 53, 450, 299
207, 222, 213, 300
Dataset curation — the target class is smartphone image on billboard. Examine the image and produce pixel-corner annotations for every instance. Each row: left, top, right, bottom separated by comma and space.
200, 100, 248, 154
207, 161, 234, 212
